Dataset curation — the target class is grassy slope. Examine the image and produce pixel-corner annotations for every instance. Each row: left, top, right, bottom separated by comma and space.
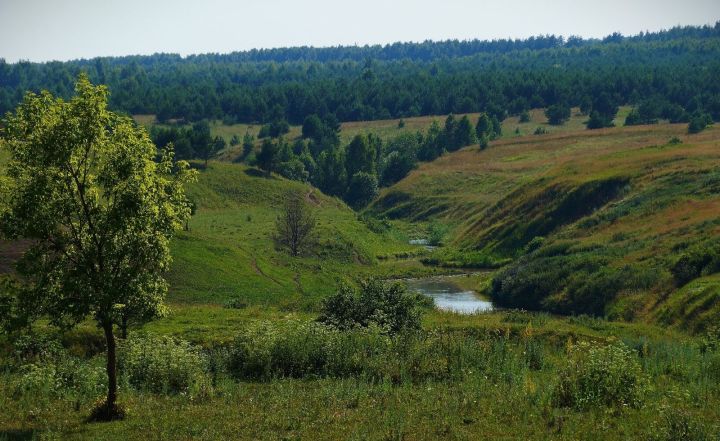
154, 161, 427, 337
370, 123, 720, 330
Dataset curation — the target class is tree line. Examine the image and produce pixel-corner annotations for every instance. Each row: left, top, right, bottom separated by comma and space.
1, 24, 719, 126
252, 113, 499, 209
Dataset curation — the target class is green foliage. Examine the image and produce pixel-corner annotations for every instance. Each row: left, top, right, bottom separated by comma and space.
258, 119, 290, 139
2, 27, 720, 128
671, 242, 720, 286
533, 126, 548, 135
688, 113, 713, 134
318, 279, 424, 334
119, 334, 210, 395
345, 134, 376, 177
553, 341, 649, 409
426, 221, 448, 246
345, 172, 379, 210
475, 113, 495, 140
0, 75, 196, 415
10, 338, 106, 402
256, 138, 280, 174
648, 408, 715, 441
519, 110, 531, 123
545, 104, 571, 125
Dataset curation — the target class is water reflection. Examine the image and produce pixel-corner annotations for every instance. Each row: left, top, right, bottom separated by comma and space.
406, 276, 493, 314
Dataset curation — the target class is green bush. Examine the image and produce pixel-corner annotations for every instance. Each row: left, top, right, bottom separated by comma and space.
553, 341, 649, 409
426, 221, 448, 246
648, 408, 714, 441
119, 334, 210, 395
671, 244, 720, 286
227, 320, 519, 384
13, 356, 106, 402
318, 278, 424, 334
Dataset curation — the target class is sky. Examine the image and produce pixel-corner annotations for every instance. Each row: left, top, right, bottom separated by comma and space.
1, 0, 719, 63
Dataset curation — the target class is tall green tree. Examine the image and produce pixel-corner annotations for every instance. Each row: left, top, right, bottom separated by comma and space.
454, 115, 477, 149
0, 76, 196, 419
545, 104, 571, 125
256, 138, 280, 175
346, 172, 379, 209
345, 134, 376, 177
475, 113, 494, 139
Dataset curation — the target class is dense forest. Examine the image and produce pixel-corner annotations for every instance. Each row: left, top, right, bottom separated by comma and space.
1, 24, 720, 126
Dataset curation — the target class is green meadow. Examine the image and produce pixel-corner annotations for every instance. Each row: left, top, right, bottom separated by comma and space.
2, 113, 720, 440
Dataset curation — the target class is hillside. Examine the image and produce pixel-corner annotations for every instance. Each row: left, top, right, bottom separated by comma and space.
370, 123, 720, 331
169, 161, 417, 307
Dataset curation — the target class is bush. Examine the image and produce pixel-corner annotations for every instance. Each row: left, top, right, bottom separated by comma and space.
545, 104, 571, 125
688, 113, 713, 134
119, 334, 210, 395
648, 408, 713, 441
14, 356, 106, 402
671, 244, 720, 286
11, 337, 105, 402
553, 341, 648, 409
426, 221, 448, 246
228, 320, 391, 380
318, 279, 424, 334
227, 320, 517, 384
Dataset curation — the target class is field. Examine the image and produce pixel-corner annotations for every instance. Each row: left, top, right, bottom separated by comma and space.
1, 309, 718, 440
2, 113, 720, 440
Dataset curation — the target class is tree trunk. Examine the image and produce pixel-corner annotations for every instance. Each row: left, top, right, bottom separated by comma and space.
103, 321, 118, 416
120, 314, 128, 339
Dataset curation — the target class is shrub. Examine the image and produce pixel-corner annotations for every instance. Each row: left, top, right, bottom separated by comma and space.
648, 408, 713, 441
688, 113, 713, 134
545, 104, 571, 125
523, 338, 545, 370
224, 298, 248, 309
553, 341, 648, 409
119, 334, 209, 395
671, 244, 720, 286
318, 279, 424, 334
14, 356, 106, 402
426, 221, 448, 246
227, 320, 393, 380
227, 320, 511, 383
534, 126, 548, 135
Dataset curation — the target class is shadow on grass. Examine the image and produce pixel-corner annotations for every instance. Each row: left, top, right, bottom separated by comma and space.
0, 430, 36, 441
244, 168, 273, 179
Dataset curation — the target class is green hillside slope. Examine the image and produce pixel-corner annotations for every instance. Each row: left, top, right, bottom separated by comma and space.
370, 124, 720, 331
169, 161, 417, 307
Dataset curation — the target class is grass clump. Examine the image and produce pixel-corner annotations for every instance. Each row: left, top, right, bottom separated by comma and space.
119, 334, 210, 395
553, 341, 649, 409
226, 318, 532, 384
648, 407, 715, 441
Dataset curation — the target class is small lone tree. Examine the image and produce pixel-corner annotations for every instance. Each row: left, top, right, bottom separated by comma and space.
274, 190, 317, 256
545, 104, 571, 125
0, 75, 196, 420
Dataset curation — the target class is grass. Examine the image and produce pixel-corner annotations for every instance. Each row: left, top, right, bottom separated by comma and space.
1, 311, 718, 440
2, 112, 719, 439
370, 122, 720, 328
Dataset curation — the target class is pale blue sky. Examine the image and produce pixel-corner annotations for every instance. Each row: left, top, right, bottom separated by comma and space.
1, 0, 719, 62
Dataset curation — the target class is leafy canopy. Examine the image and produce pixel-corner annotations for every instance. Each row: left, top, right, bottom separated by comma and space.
0, 74, 197, 330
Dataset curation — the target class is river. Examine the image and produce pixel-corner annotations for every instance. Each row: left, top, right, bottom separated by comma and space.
406, 275, 494, 314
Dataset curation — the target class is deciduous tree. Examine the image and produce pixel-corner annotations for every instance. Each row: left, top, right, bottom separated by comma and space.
0, 75, 196, 419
